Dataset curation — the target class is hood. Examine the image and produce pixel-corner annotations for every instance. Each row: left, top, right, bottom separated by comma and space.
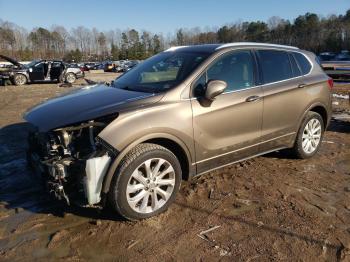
0, 54, 24, 68
24, 84, 161, 132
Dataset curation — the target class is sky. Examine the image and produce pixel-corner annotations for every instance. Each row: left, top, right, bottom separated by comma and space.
0, 0, 349, 33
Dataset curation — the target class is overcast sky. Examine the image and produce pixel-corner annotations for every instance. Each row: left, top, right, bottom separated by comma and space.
0, 0, 349, 33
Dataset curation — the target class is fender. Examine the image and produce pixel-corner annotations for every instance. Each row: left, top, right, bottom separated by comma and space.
100, 132, 194, 194
291, 100, 330, 143
10, 72, 30, 83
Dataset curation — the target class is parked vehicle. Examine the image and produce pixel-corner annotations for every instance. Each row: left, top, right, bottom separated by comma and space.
0, 55, 84, 85
319, 51, 350, 80
318, 52, 336, 62
25, 43, 332, 220
124, 60, 140, 71
104, 61, 124, 72
104, 62, 117, 72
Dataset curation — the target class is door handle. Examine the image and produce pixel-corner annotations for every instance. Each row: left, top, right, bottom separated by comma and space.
245, 95, 261, 102
298, 83, 307, 88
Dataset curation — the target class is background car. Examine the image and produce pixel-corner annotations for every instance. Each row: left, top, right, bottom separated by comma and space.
0, 55, 84, 85
318, 51, 350, 80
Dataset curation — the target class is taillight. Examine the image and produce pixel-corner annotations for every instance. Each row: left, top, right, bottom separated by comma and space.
327, 78, 333, 90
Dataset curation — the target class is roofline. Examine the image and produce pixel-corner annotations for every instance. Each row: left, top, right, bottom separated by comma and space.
164, 42, 299, 53
164, 46, 189, 52
216, 42, 299, 50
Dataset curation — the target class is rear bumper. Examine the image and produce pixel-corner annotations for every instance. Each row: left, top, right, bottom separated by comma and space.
76, 71, 85, 79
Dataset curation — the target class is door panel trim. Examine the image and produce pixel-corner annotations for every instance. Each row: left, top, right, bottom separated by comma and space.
194, 146, 288, 177
195, 131, 295, 164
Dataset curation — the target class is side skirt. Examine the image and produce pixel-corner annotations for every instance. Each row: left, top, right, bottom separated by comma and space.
192, 146, 288, 178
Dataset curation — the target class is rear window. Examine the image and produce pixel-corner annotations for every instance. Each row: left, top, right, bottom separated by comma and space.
257, 50, 293, 84
293, 52, 312, 75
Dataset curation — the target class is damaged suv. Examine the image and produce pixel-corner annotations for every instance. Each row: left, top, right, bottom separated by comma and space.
25, 43, 332, 220
0, 55, 84, 85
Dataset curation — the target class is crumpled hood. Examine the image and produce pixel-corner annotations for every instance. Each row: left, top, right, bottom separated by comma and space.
24, 84, 161, 132
0, 54, 24, 68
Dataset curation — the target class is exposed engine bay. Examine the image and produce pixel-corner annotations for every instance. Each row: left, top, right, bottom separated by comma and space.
27, 117, 116, 206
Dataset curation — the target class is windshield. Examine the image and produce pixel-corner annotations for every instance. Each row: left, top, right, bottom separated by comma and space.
25, 60, 40, 68
112, 51, 210, 92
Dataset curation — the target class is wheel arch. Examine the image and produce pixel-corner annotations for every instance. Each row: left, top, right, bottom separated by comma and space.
11, 72, 29, 85
297, 102, 329, 131
309, 105, 328, 128
101, 133, 194, 196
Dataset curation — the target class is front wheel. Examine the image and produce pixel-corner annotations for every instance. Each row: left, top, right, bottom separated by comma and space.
109, 143, 182, 220
292, 111, 324, 159
13, 74, 27, 86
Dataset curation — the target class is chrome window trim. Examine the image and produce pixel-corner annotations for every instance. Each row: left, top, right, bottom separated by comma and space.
180, 46, 315, 100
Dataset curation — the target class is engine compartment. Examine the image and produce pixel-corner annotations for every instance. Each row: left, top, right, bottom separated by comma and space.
27, 118, 115, 206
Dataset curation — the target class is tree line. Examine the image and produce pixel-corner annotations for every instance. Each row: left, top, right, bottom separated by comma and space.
0, 9, 349, 62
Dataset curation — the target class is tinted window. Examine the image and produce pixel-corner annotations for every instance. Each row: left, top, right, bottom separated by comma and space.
293, 52, 312, 75
258, 50, 292, 84
207, 50, 255, 92
289, 53, 302, 77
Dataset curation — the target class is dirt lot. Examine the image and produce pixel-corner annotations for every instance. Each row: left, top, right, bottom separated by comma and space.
0, 74, 349, 261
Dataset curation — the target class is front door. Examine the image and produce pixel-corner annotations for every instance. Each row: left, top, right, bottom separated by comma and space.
191, 50, 263, 174
29, 62, 45, 82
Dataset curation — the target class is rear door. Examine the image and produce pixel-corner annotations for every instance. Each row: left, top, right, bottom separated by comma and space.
191, 50, 263, 174
50, 62, 64, 80
256, 49, 309, 152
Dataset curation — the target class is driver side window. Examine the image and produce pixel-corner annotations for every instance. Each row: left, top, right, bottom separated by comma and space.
33, 62, 44, 72
193, 50, 255, 96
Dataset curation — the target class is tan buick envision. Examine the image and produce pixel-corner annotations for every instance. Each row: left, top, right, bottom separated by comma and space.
26, 43, 332, 220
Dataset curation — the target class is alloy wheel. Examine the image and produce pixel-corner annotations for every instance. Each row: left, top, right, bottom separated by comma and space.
16, 74, 26, 85
66, 73, 75, 83
126, 158, 176, 214
302, 118, 322, 154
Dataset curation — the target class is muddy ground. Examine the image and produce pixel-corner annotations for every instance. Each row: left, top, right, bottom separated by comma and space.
0, 74, 349, 261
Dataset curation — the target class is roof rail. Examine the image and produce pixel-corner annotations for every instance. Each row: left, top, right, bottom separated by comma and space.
164, 46, 189, 52
216, 42, 299, 50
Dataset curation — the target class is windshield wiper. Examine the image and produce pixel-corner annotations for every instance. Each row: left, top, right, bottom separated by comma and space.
115, 85, 156, 93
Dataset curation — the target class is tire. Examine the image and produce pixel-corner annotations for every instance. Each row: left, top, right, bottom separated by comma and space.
292, 111, 324, 159
109, 143, 182, 220
13, 74, 27, 86
65, 73, 76, 84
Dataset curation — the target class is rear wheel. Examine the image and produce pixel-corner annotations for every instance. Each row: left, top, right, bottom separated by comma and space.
13, 74, 27, 86
65, 73, 76, 84
109, 143, 182, 220
292, 111, 324, 159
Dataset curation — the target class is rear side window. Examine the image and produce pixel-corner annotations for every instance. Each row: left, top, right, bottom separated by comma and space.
288, 53, 302, 77
257, 50, 293, 84
293, 52, 312, 75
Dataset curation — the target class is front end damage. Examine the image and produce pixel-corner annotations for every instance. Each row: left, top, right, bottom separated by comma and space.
27, 117, 116, 206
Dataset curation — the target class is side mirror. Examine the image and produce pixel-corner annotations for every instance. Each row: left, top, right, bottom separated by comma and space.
205, 80, 227, 101
29, 68, 33, 73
